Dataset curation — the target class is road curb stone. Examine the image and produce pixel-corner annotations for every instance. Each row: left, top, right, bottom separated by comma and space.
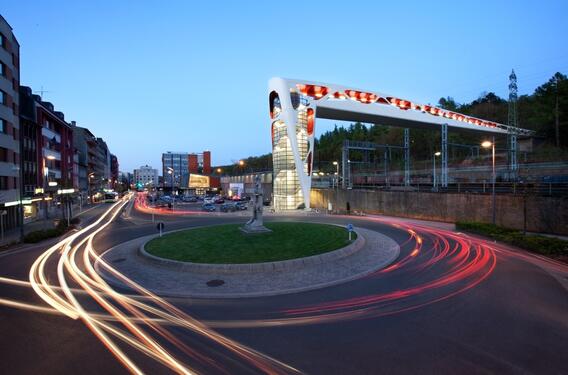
96, 226, 400, 299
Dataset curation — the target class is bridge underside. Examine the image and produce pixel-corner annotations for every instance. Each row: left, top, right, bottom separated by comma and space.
316, 103, 505, 135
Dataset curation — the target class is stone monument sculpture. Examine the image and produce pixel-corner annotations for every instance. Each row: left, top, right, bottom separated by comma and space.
241, 175, 271, 233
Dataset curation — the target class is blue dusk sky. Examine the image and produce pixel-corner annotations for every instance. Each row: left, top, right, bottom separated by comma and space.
2, 1, 567, 173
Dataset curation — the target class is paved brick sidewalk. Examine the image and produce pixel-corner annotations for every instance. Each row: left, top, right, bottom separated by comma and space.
95, 227, 399, 298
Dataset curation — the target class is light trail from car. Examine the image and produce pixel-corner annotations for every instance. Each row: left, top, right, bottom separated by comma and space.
1, 193, 566, 373
20, 194, 299, 374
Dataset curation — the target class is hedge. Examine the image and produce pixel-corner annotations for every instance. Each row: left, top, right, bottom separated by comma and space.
456, 221, 568, 258
23, 220, 76, 244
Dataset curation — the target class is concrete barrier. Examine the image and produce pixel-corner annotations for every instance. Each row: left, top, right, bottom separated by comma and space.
311, 188, 568, 235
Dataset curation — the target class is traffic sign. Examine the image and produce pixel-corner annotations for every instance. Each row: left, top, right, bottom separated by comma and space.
157, 222, 165, 237
347, 223, 354, 241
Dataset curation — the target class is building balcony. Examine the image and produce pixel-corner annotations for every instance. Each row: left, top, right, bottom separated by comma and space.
42, 127, 61, 143
46, 169, 62, 180
43, 149, 61, 161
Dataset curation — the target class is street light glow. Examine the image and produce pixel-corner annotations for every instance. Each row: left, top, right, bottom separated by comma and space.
332, 161, 338, 165
481, 141, 492, 148
238, 160, 245, 166
46, 155, 56, 160
434, 151, 441, 156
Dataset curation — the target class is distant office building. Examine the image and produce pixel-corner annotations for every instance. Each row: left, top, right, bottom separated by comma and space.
188, 150, 211, 174
96, 137, 111, 188
0, 14, 20, 229
72, 124, 97, 194
162, 150, 212, 188
202, 150, 211, 175
110, 154, 118, 189
133, 165, 158, 188
118, 171, 131, 190
162, 152, 188, 188
72, 124, 115, 199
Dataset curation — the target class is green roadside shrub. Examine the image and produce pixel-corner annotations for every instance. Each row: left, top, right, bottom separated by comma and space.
23, 229, 61, 243
456, 221, 568, 258
23, 220, 76, 244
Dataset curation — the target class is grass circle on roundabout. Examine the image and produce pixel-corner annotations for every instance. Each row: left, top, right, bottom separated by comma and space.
145, 222, 357, 264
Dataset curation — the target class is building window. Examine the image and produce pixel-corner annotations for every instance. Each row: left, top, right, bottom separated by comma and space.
0, 176, 8, 190
0, 33, 5, 49
0, 147, 9, 162
0, 118, 6, 133
0, 90, 5, 105
0, 62, 5, 77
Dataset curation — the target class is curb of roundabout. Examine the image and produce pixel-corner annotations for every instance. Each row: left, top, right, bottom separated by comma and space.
95, 224, 401, 299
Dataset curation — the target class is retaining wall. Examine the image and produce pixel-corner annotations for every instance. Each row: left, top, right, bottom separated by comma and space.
311, 189, 568, 235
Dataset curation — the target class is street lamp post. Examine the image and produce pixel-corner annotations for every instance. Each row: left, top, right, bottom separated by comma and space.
332, 161, 339, 190
482, 139, 496, 225
433, 151, 441, 191
167, 167, 175, 210
88, 172, 95, 204
44, 155, 56, 224
347, 159, 352, 189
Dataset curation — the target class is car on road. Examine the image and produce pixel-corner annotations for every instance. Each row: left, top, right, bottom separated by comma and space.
214, 197, 225, 204
202, 203, 216, 212
235, 201, 248, 210
220, 203, 237, 212
181, 196, 198, 203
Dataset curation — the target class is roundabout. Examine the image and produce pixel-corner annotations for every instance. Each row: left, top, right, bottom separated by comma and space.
97, 222, 399, 298
144, 222, 357, 264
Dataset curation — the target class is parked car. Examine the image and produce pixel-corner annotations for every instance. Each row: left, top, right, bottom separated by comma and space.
235, 201, 248, 210
220, 203, 237, 212
204, 197, 215, 204
202, 203, 216, 212
214, 197, 225, 204
181, 195, 198, 203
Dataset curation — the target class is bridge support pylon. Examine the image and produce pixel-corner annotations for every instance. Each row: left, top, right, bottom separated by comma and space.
441, 123, 448, 188
404, 128, 410, 186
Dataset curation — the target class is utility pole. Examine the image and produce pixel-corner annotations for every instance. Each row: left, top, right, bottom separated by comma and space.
508, 69, 518, 180
555, 75, 560, 148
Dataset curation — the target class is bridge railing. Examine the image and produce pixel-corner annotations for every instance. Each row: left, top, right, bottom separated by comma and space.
335, 181, 568, 197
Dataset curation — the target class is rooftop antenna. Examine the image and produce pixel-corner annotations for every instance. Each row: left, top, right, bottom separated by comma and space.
33, 86, 51, 98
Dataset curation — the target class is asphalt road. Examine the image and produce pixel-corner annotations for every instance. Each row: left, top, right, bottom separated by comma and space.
1, 195, 567, 374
